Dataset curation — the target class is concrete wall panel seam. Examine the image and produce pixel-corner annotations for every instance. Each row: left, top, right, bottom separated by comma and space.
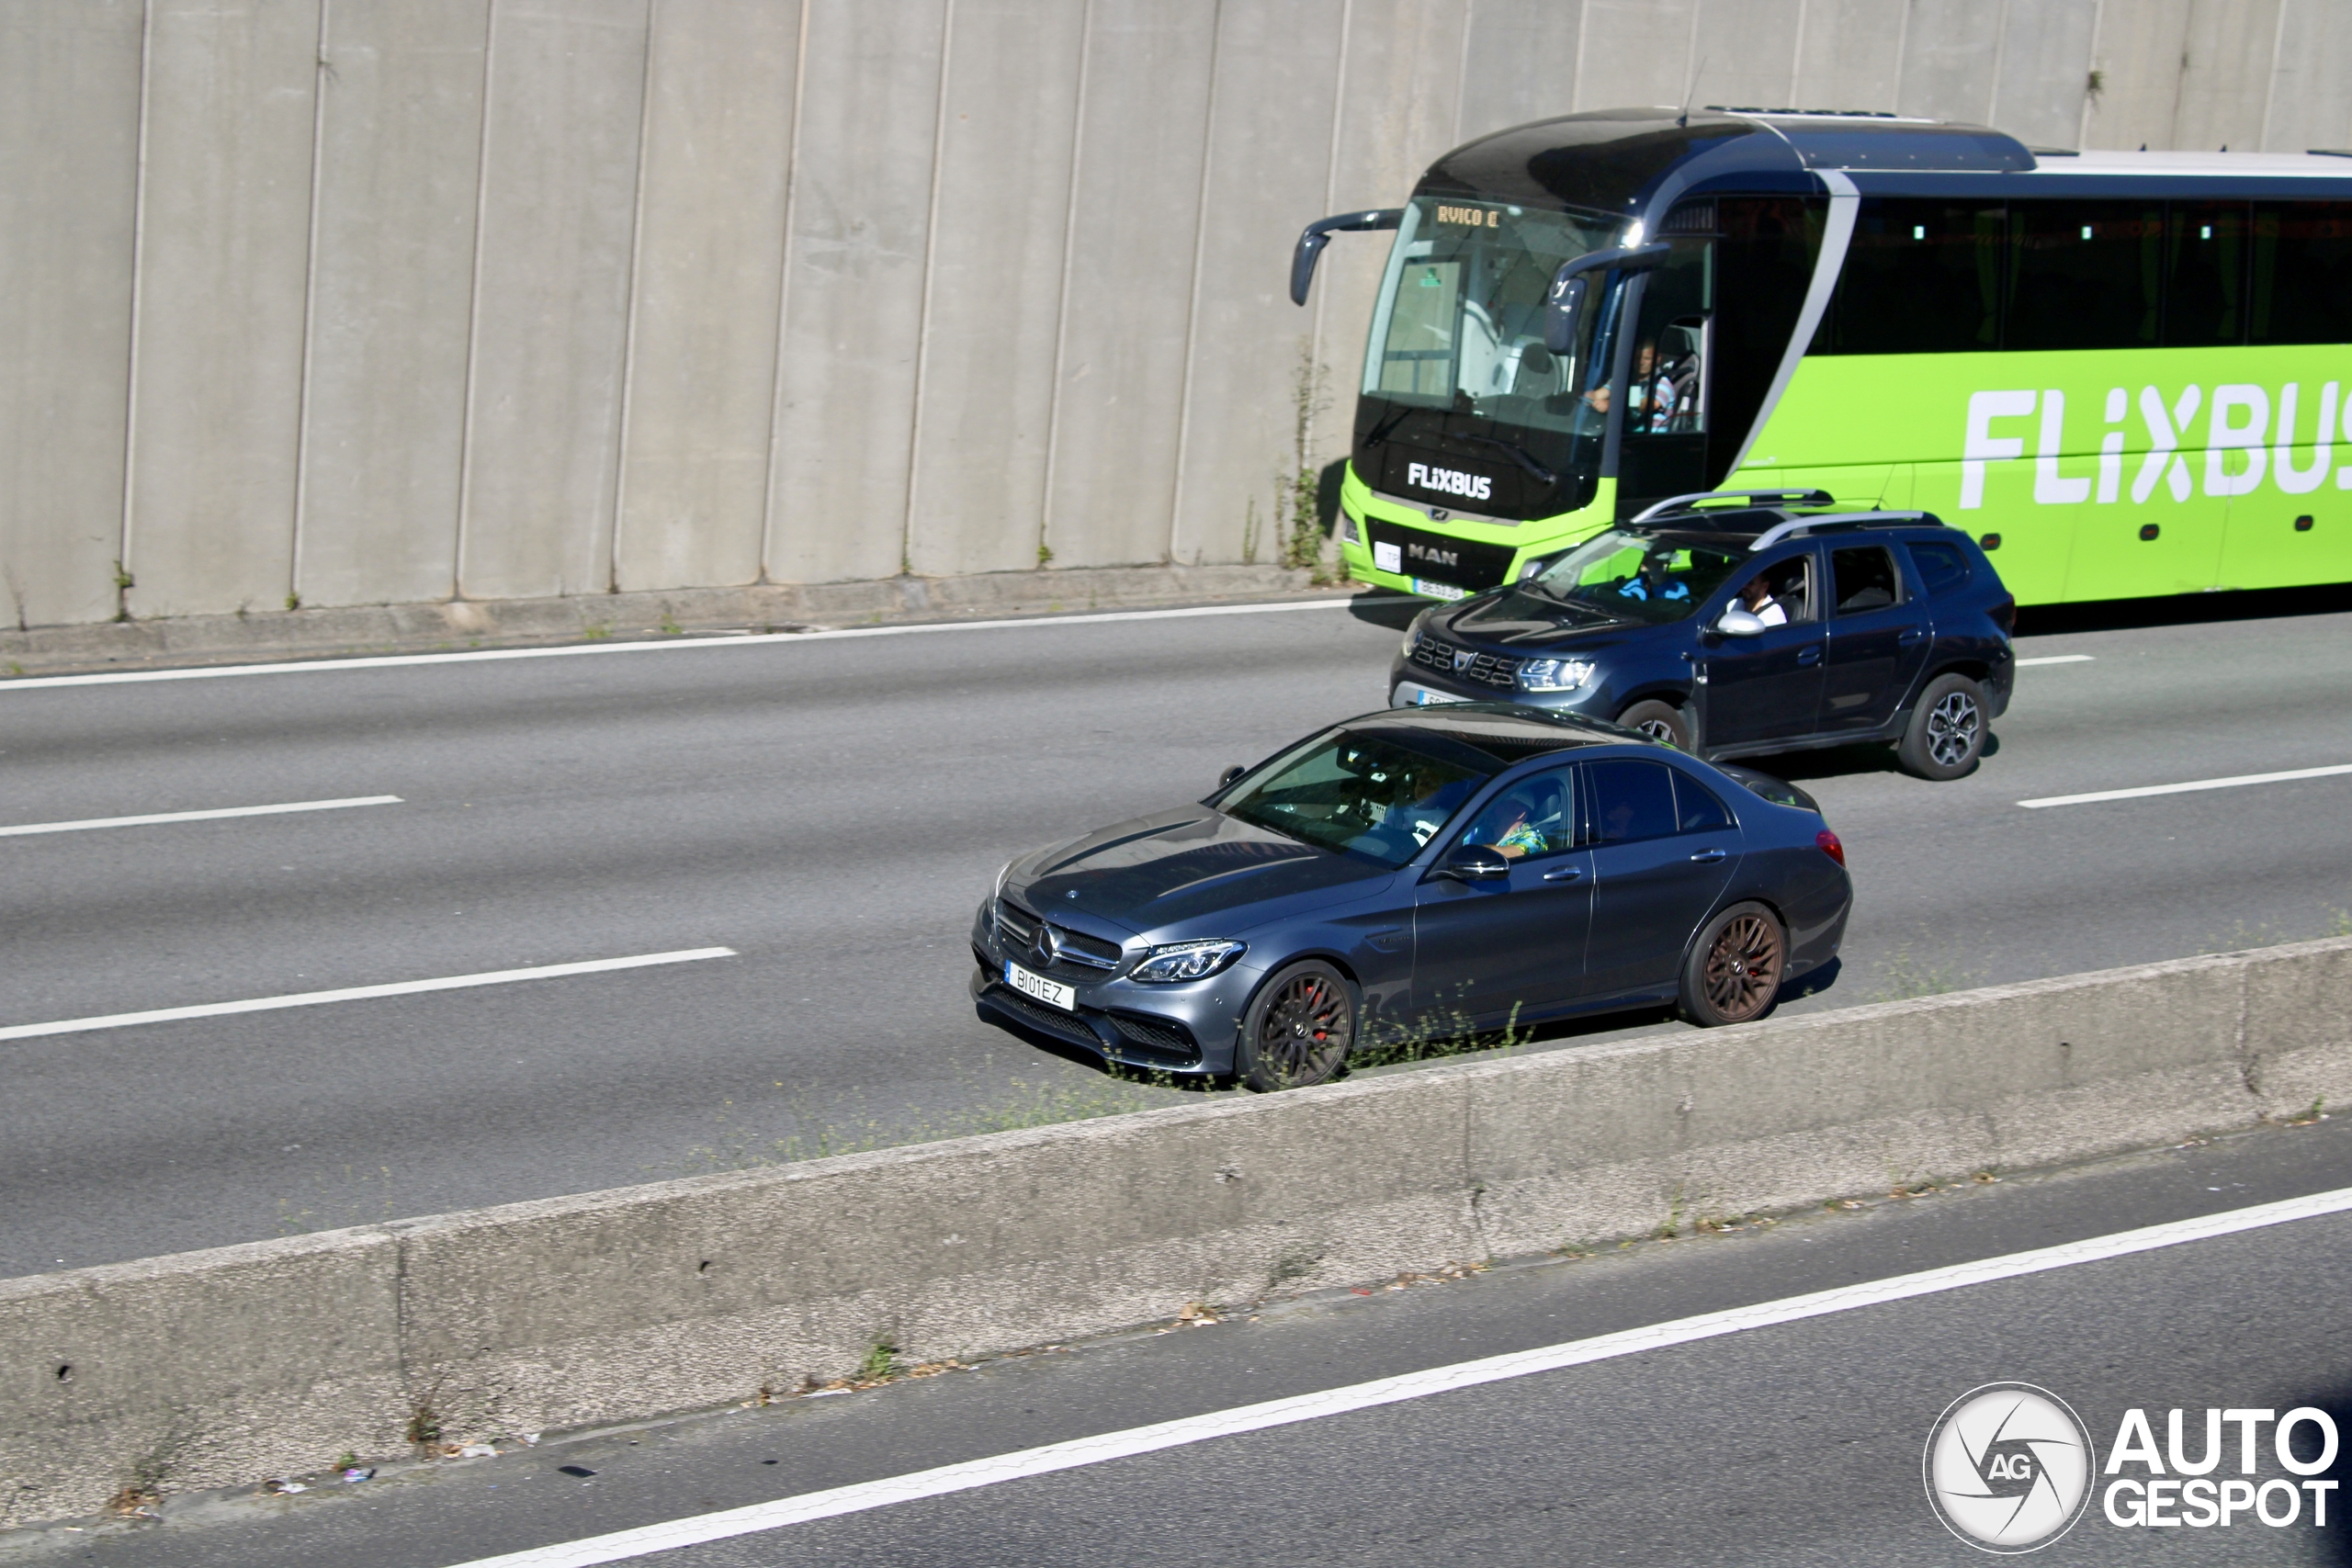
899, 0, 959, 578
1161, 0, 1227, 565
605, 0, 660, 597
450, 0, 501, 601
757, 0, 817, 584
288, 0, 334, 604
114, 0, 156, 593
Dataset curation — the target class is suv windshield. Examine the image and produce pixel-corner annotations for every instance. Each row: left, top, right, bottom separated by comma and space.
1221, 728, 1498, 869
1526, 529, 1749, 625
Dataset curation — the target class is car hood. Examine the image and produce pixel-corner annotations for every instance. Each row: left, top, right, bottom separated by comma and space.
1436, 586, 1675, 650
1010, 807, 1391, 936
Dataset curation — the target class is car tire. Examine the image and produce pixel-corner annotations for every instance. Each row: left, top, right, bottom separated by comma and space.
1678, 902, 1786, 1027
1236, 960, 1357, 1091
1896, 672, 1988, 780
1617, 698, 1693, 751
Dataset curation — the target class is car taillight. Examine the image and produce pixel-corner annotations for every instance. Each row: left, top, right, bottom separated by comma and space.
1815, 828, 1846, 867
1990, 595, 2015, 635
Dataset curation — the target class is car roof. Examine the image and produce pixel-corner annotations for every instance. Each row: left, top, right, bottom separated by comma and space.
1336, 702, 1637, 763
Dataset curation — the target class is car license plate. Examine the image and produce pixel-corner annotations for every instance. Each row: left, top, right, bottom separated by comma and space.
1413, 578, 1468, 601
1005, 960, 1075, 1010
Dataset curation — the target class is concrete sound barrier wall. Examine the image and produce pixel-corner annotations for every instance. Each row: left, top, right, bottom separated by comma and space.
6, 936, 2351, 1527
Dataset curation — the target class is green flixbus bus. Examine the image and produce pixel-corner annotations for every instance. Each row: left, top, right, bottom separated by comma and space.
1290, 107, 2352, 607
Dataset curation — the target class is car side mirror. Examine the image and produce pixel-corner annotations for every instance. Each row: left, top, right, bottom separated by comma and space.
1715, 607, 1768, 637
1432, 843, 1511, 883
1217, 764, 1247, 790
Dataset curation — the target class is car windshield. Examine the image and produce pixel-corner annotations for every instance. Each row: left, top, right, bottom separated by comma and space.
1525, 529, 1748, 625
1220, 728, 1498, 869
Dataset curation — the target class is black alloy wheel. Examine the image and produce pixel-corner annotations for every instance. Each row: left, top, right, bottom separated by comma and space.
1896, 672, 1987, 780
1679, 902, 1786, 1027
1237, 961, 1356, 1091
1616, 698, 1692, 751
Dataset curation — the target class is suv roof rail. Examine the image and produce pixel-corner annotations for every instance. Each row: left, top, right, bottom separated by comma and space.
1747, 510, 1944, 551
1629, 489, 1836, 524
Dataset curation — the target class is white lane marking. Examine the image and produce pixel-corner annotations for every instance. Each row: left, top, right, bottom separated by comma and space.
437, 1184, 2352, 1568
2014, 654, 2094, 666
0, 949, 735, 1043
0, 795, 402, 838
0, 599, 1355, 692
2019, 761, 2352, 809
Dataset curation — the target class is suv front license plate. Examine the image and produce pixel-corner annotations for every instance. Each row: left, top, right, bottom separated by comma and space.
1005, 960, 1075, 1010
1412, 578, 1468, 601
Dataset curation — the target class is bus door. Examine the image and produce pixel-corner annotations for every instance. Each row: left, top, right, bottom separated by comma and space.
1616, 236, 1713, 513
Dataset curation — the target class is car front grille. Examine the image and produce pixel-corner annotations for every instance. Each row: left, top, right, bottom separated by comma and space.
995, 898, 1122, 972
983, 985, 1103, 1048
1408, 636, 1521, 692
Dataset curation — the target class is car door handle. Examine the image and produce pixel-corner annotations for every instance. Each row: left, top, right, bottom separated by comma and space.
1897, 626, 1928, 646
1541, 864, 1585, 882
1688, 848, 1727, 863
1795, 645, 1822, 665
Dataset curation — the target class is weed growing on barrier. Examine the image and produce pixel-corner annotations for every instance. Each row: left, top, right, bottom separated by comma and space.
1283, 339, 1334, 581
2327, 908, 2352, 938
854, 1338, 900, 1384
1350, 988, 1531, 1071
1867, 943, 1978, 1000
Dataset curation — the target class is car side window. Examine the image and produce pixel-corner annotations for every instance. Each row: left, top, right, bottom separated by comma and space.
1728, 552, 1815, 626
1672, 771, 1734, 832
1458, 769, 1574, 862
1831, 545, 1903, 614
1908, 540, 1972, 596
1583, 759, 1679, 846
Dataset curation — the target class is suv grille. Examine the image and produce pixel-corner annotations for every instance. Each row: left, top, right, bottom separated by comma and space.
1408, 635, 1521, 691
994, 898, 1122, 971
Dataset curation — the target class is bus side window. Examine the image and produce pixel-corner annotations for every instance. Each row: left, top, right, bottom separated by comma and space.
1827, 200, 2004, 354
2006, 201, 2162, 351
2250, 201, 2352, 346
2166, 201, 2250, 346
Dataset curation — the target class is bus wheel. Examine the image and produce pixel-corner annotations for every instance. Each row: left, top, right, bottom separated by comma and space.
1617, 699, 1691, 751
1897, 673, 1987, 780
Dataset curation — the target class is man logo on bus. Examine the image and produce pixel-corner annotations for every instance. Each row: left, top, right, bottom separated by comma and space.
1405, 461, 1493, 502
1407, 540, 1459, 570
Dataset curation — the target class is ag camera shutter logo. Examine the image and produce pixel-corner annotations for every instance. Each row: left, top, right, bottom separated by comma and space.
1924, 1382, 2096, 1552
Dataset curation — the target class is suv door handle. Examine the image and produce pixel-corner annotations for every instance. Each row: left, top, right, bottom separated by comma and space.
1897, 626, 1928, 646
1795, 645, 1822, 665
1688, 848, 1727, 863
1541, 863, 1585, 882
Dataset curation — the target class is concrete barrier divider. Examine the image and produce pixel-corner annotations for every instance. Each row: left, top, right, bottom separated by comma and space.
6, 937, 2350, 1527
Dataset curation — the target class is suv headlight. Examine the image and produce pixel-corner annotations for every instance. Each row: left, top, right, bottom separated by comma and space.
1130, 939, 1247, 984
1517, 657, 1596, 693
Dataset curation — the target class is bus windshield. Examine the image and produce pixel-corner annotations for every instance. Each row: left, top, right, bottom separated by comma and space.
1363, 197, 1623, 431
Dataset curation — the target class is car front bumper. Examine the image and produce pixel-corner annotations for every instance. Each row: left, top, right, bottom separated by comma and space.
968, 902, 1251, 1077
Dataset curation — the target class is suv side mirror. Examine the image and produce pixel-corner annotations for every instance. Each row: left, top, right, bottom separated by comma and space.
1217, 764, 1248, 790
1432, 843, 1511, 883
1714, 607, 1768, 637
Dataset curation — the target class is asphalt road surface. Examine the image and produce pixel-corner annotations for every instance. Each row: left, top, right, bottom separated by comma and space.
4, 591, 2351, 1275
17, 1089, 2352, 1566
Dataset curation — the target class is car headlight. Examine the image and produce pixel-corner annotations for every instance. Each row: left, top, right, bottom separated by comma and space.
1517, 657, 1596, 693
1130, 939, 1247, 984
1401, 628, 1418, 659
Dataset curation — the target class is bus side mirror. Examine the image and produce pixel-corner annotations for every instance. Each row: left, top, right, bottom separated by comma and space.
1542, 274, 1589, 355
1290, 209, 1404, 306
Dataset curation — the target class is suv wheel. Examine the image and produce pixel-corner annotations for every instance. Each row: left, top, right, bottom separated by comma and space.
1897, 673, 1987, 780
1617, 698, 1692, 751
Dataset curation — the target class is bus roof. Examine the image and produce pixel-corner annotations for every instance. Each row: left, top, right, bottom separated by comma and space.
1418, 108, 2352, 230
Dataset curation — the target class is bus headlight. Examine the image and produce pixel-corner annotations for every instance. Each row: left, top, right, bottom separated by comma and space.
1517, 658, 1595, 693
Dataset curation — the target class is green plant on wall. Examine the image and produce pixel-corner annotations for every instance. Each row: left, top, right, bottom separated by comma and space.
1284, 338, 1332, 580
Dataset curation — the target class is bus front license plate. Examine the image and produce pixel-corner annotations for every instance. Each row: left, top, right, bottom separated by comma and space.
1006, 961, 1076, 1010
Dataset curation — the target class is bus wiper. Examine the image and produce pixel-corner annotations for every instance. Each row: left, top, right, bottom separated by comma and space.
1358, 406, 1412, 450
1450, 434, 1556, 487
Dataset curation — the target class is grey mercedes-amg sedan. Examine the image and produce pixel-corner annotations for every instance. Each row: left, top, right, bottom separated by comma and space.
972, 703, 1850, 1091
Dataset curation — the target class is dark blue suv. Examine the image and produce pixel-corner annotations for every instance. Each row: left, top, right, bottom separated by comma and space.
1388, 492, 2016, 780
